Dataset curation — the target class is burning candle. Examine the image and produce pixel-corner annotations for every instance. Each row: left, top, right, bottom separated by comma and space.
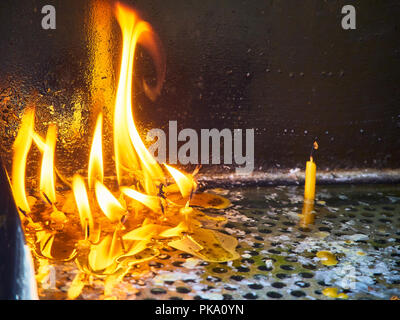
304, 141, 318, 201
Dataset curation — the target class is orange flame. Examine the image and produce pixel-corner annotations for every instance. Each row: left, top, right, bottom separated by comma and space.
11, 108, 35, 214
72, 174, 94, 238
88, 113, 104, 189
113, 2, 165, 194
164, 164, 197, 198
121, 187, 161, 212
8, 3, 226, 296
39, 124, 57, 205
32, 132, 46, 153
95, 180, 126, 223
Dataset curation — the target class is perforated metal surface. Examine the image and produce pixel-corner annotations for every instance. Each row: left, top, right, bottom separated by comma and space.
38, 184, 400, 300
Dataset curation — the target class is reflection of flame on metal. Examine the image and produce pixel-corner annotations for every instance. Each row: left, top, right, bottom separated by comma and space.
9, 1, 239, 299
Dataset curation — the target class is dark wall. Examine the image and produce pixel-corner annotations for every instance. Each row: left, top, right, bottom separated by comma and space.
0, 0, 399, 172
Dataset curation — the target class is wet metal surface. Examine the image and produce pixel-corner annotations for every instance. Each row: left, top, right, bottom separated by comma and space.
37, 184, 400, 300
1, 0, 400, 171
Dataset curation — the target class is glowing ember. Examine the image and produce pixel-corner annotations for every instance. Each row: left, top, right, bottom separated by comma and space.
8, 1, 239, 300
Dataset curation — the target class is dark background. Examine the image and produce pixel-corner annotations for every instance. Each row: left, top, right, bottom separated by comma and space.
0, 0, 399, 174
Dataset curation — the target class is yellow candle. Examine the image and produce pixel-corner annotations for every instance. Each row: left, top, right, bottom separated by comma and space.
304, 157, 316, 200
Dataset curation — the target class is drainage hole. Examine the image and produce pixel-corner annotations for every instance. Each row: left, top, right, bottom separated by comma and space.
248, 283, 263, 290
291, 290, 306, 297
267, 291, 282, 299
271, 282, 286, 289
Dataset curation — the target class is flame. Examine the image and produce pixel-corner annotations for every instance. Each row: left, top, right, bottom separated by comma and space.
39, 124, 57, 205
72, 174, 94, 238
88, 113, 104, 189
11, 108, 35, 214
113, 2, 165, 194
7, 2, 240, 299
32, 132, 46, 153
121, 187, 161, 212
164, 164, 197, 198
95, 180, 126, 223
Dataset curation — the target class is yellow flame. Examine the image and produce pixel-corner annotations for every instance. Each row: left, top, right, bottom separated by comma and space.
39, 124, 57, 205
32, 132, 46, 153
72, 174, 94, 238
6, 2, 241, 296
88, 113, 104, 189
121, 187, 161, 212
11, 108, 35, 214
113, 2, 164, 194
95, 180, 126, 223
164, 164, 197, 198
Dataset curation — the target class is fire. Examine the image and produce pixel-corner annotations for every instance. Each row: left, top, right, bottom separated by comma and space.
39, 124, 57, 205
164, 164, 197, 198
72, 174, 94, 238
88, 113, 104, 189
95, 181, 126, 223
121, 187, 161, 212
11, 108, 35, 215
113, 2, 165, 195
8, 1, 238, 300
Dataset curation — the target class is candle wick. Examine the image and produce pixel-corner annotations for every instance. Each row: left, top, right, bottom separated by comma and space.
309, 139, 318, 160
